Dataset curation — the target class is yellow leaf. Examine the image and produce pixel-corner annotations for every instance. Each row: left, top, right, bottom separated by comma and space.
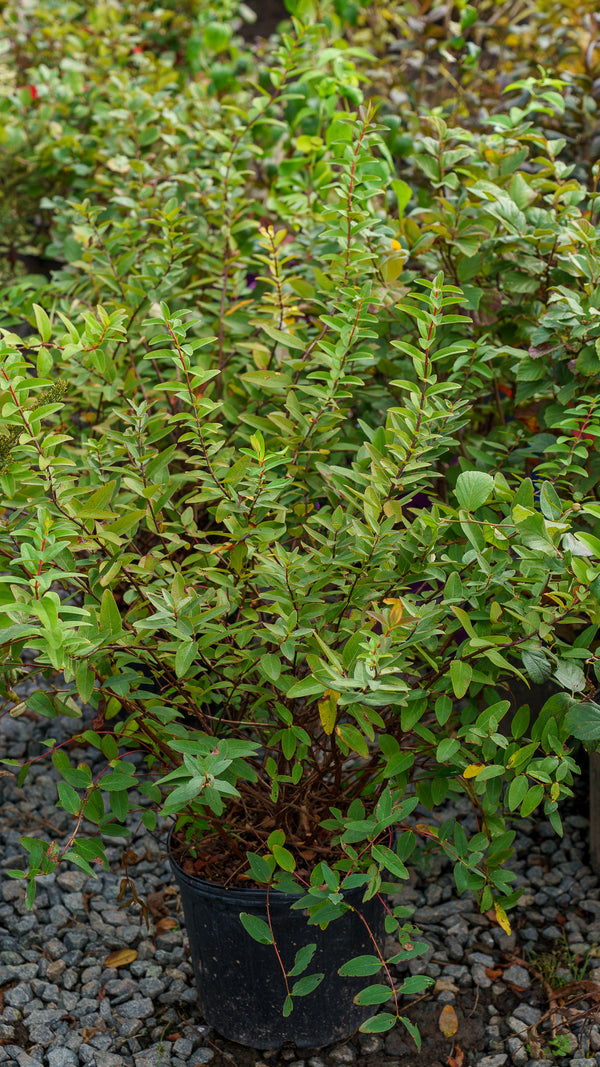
439, 1003, 459, 1037
318, 689, 340, 735
463, 764, 484, 778
209, 542, 233, 554
104, 948, 138, 968
494, 903, 512, 936
383, 597, 403, 627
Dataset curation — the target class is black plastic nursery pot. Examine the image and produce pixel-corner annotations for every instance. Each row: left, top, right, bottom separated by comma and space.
169, 840, 386, 1049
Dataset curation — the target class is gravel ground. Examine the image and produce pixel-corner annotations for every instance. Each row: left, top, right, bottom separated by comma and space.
2, 707, 600, 1067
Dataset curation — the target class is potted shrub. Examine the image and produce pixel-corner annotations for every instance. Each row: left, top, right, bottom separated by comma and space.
0, 264, 596, 1046
1, 3, 599, 1051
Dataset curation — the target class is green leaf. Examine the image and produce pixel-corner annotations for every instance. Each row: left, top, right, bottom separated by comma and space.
510, 704, 530, 740
260, 653, 281, 682
359, 1012, 397, 1033
100, 771, 138, 791
507, 774, 528, 811
203, 21, 231, 52
287, 677, 324, 698
27, 690, 57, 719
391, 179, 412, 217
239, 912, 273, 945
336, 724, 369, 758
37, 347, 53, 377
75, 661, 95, 704
436, 738, 460, 763
564, 702, 600, 741
288, 943, 317, 977
57, 780, 81, 816
260, 324, 306, 352
354, 984, 393, 1006
33, 303, 51, 343
521, 783, 544, 818
247, 852, 273, 883
110, 789, 129, 823
399, 1015, 422, 1049
522, 649, 552, 684
83, 789, 105, 823
554, 660, 586, 692
398, 975, 434, 995
272, 844, 296, 872
291, 973, 324, 997
450, 660, 472, 699
539, 482, 562, 521
175, 640, 198, 678
547, 808, 563, 837
455, 471, 494, 511
283, 994, 294, 1017
63, 851, 95, 877
100, 589, 122, 639
371, 843, 408, 880
338, 955, 382, 977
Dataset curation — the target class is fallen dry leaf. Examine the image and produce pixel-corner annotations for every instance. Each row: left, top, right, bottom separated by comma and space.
103, 948, 138, 968
439, 1004, 458, 1038
485, 968, 502, 981
146, 891, 169, 918
448, 1045, 464, 1067
155, 917, 178, 935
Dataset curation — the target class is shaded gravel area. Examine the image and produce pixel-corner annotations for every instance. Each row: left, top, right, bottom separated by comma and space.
2, 708, 600, 1067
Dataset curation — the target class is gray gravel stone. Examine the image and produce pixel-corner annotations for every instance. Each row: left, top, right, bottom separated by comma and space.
115, 997, 154, 1019
471, 964, 493, 988
507, 1016, 528, 1037
47, 1050, 79, 1067
8, 1051, 44, 1066
357, 1035, 383, 1054
104, 977, 138, 1000
48, 903, 70, 926
172, 1039, 193, 1059
502, 964, 531, 988
512, 1003, 541, 1025
477, 1057, 508, 1067
95, 1054, 129, 1067
26, 1008, 65, 1027
56, 870, 89, 892
4, 983, 30, 1007
469, 951, 495, 967
506, 1035, 528, 1066
329, 1049, 356, 1064
139, 976, 166, 996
